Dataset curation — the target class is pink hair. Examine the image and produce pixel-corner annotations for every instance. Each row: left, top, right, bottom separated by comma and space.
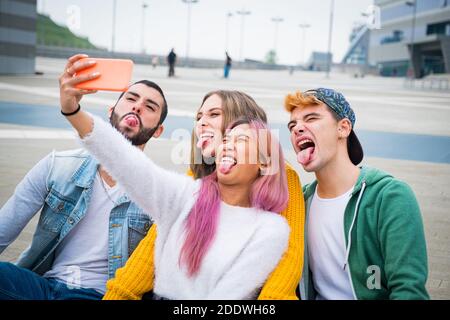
180, 119, 289, 276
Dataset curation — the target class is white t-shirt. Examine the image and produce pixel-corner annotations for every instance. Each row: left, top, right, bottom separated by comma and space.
307, 185, 355, 300
43, 172, 123, 294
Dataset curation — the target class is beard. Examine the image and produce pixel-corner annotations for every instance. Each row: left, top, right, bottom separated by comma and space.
110, 110, 159, 146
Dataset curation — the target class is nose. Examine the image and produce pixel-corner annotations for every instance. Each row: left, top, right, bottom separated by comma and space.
131, 101, 144, 114
293, 122, 305, 134
197, 114, 208, 127
222, 139, 234, 152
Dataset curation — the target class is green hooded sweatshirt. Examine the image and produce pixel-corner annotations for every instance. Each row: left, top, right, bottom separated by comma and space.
299, 166, 429, 300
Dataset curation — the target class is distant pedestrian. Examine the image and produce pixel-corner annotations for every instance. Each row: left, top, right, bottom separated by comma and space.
223, 51, 232, 79
289, 66, 294, 76
152, 56, 158, 69
167, 48, 177, 77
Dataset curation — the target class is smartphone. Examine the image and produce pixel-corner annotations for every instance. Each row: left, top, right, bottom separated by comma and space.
74, 58, 134, 92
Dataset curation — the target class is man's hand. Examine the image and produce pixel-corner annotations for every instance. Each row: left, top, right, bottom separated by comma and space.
59, 54, 100, 114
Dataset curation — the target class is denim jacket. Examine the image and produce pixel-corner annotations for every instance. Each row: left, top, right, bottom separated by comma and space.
0, 148, 152, 279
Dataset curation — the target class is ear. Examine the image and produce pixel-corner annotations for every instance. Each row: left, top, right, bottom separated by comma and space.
338, 119, 352, 138
107, 106, 114, 118
152, 125, 164, 139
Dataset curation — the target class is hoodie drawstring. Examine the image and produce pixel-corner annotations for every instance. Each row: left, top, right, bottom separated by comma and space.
343, 180, 366, 271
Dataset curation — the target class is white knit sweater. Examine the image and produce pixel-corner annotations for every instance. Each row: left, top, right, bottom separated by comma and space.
80, 115, 290, 299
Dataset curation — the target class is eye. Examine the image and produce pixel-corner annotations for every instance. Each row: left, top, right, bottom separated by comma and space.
127, 97, 136, 102
146, 105, 155, 111
306, 117, 317, 122
210, 112, 220, 117
237, 135, 249, 141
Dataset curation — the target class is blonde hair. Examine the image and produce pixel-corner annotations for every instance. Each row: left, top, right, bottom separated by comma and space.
190, 90, 267, 179
284, 90, 321, 113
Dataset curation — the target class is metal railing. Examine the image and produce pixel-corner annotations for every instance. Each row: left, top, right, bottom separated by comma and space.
403, 77, 450, 91
35, 45, 288, 70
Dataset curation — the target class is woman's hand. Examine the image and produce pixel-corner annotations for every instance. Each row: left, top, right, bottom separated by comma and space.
59, 53, 99, 114
59, 54, 100, 138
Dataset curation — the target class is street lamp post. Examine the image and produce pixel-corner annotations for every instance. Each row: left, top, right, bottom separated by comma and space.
236, 9, 251, 61
225, 12, 233, 53
406, 0, 417, 78
111, 0, 117, 52
326, 0, 335, 78
271, 17, 284, 57
141, 3, 148, 54
182, 0, 199, 67
298, 23, 311, 66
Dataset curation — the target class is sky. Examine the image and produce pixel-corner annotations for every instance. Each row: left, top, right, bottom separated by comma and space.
38, 0, 374, 65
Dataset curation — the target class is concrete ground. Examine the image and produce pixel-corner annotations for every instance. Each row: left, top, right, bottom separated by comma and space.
0, 57, 449, 299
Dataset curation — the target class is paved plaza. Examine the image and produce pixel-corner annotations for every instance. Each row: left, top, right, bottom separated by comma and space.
1, 57, 449, 299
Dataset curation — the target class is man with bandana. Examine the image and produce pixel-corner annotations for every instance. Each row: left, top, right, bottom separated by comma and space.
285, 88, 429, 300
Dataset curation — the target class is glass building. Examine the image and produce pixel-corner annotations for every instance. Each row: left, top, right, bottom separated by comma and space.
342, 23, 370, 66
369, 0, 450, 78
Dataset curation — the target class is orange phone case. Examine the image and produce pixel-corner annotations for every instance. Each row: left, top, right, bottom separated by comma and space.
74, 58, 134, 92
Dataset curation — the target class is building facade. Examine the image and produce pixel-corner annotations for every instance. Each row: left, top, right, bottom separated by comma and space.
342, 23, 371, 66
369, 0, 450, 77
306, 52, 333, 72
0, 0, 37, 74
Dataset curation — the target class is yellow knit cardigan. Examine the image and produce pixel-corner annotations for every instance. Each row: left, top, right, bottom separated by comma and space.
103, 163, 305, 300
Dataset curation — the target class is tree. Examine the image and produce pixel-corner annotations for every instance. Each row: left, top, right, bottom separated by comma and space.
265, 50, 277, 64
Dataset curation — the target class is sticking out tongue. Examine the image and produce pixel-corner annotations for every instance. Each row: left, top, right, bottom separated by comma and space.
125, 115, 139, 127
196, 138, 208, 149
297, 147, 315, 165
219, 162, 234, 174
